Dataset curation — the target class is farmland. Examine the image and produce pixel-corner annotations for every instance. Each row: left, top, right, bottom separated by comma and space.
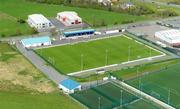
36, 35, 161, 74
0, 43, 83, 109
0, 0, 148, 37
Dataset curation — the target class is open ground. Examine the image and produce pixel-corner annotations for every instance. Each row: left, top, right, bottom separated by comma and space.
0, 43, 83, 109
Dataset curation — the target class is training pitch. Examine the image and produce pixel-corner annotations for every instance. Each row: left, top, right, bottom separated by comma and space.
71, 82, 158, 109
127, 62, 180, 108
36, 35, 161, 74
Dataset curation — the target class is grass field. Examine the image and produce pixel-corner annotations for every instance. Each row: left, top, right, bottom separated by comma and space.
0, 43, 83, 109
36, 35, 161, 74
126, 62, 180, 108
0, 90, 82, 109
71, 82, 158, 109
73, 59, 179, 82
0, 0, 148, 37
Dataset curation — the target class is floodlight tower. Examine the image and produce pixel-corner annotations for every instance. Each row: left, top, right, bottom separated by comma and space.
99, 97, 101, 109
120, 90, 123, 106
81, 54, 84, 71
105, 49, 108, 66
128, 46, 131, 61
168, 89, 171, 105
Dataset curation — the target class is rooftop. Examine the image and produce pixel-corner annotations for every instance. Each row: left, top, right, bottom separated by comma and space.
21, 36, 51, 45
63, 29, 95, 35
60, 79, 80, 90
155, 29, 180, 44
28, 14, 51, 24
57, 11, 81, 20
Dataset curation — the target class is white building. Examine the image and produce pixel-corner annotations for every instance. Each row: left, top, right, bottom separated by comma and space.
59, 79, 81, 94
155, 29, 180, 47
28, 14, 52, 29
57, 11, 82, 26
21, 36, 51, 48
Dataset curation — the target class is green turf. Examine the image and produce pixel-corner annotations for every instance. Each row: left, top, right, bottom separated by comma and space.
118, 99, 159, 109
0, 0, 149, 37
36, 35, 161, 74
126, 62, 180, 108
71, 82, 139, 109
0, 91, 82, 109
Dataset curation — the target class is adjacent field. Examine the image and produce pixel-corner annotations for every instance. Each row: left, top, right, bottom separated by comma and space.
126, 62, 180, 108
71, 82, 158, 109
0, 91, 82, 109
36, 35, 161, 74
0, 43, 83, 109
0, 0, 148, 37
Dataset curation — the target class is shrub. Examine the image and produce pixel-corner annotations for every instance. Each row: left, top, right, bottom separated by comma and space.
17, 19, 26, 24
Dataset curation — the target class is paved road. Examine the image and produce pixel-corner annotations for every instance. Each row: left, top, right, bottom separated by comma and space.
16, 41, 67, 85
141, 0, 180, 8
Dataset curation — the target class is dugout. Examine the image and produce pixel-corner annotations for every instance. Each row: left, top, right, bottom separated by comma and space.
63, 29, 95, 37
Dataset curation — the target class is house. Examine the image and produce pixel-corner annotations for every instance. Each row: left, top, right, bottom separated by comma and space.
59, 79, 81, 94
57, 11, 82, 26
98, 0, 112, 6
119, 2, 135, 10
21, 36, 51, 48
27, 14, 52, 29
98, 0, 117, 6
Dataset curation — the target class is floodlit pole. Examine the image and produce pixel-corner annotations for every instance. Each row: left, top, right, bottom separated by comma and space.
99, 97, 101, 109
168, 89, 171, 104
81, 54, 84, 71
105, 49, 108, 66
128, 46, 131, 61
149, 48, 152, 57
120, 90, 123, 106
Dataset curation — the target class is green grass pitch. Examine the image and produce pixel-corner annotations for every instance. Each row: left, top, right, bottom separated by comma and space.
36, 35, 161, 74
127, 62, 180, 108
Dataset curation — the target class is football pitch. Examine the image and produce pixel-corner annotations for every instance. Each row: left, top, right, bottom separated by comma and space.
126, 62, 180, 108
71, 82, 158, 109
36, 35, 161, 74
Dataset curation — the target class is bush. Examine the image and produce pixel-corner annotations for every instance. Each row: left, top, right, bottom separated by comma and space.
156, 9, 178, 17
1, 34, 6, 38
17, 19, 26, 24
114, 21, 118, 25
129, 5, 154, 16
121, 20, 134, 24
31, 28, 38, 34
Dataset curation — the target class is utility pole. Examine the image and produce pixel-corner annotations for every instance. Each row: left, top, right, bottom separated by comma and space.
99, 97, 101, 109
105, 49, 108, 66
41, 48, 43, 56
168, 89, 170, 105
128, 46, 131, 61
81, 54, 84, 71
120, 90, 123, 106
149, 48, 152, 57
